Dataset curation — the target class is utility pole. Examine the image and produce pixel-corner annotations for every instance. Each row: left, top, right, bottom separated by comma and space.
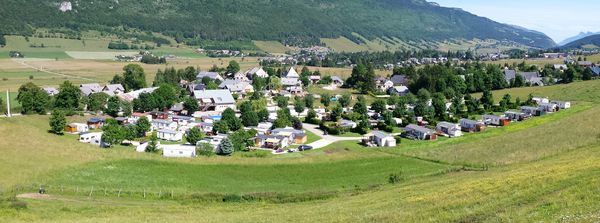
6, 90, 11, 117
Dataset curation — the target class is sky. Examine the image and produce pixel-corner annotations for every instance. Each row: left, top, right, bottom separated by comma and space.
432, 0, 600, 44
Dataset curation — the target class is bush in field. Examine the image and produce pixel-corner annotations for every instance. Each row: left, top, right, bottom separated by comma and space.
388, 171, 404, 184
196, 142, 214, 157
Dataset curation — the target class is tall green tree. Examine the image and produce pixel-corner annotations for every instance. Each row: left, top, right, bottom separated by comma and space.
183, 96, 199, 115
136, 117, 151, 137
122, 64, 147, 91
338, 94, 351, 108
226, 60, 240, 75
55, 81, 81, 111
221, 108, 242, 131
101, 119, 125, 147
17, 82, 49, 114
432, 93, 446, 118
105, 96, 121, 117
320, 92, 331, 108
186, 127, 205, 145
371, 99, 387, 114
153, 84, 178, 110
87, 92, 109, 112
217, 138, 234, 155
49, 110, 66, 135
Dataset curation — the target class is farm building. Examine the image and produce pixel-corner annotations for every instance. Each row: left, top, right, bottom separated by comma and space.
162, 145, 196, 158
482, 115, 510, 126
459, 119, 485, 132
65, 123, 89, 133
552, 101, 571, 109
436, 122, 462, 138
367, 131, 397, 147
157, 129, 184, 141
196, 71, 224, 81
404, 124, 437, 140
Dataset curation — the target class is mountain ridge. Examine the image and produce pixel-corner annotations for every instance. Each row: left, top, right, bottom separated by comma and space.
0, 0, 556, 49
561, 34, 600, 49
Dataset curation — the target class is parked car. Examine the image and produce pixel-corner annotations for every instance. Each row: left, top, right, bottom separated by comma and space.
287, 149, 295, 153
298, 145, 313, 151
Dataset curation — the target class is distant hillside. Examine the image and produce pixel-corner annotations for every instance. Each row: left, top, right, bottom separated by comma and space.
562, 34, 600, 49
0, 0, 555, 49
559, 31, 600, 46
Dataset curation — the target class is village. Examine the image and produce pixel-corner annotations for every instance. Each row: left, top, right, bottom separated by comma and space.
24, 61, 578, 158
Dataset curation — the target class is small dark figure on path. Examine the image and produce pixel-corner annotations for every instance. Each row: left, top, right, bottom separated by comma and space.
39, 187, 46, 194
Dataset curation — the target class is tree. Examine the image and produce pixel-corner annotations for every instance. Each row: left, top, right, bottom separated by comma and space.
464, 94, 479, 114
122, 101, 133, 117
146, 132, 159, 153
257, 108, 269, 122
123, 125, 138, 140
196, 142, 214, 157
153, 84, 178, 110
353, 100, 368, 118
500, 94, 512, 111
480, 89, 494, 111
339, 94, 351, 108
183, 96, 199, 115
273, 108, 292, 128
268, 76, 281, 90
180, 66, 197, 82
217, 138, 234, 155
320, 93, 331, 107
221, 108, 242, 131
226, 60, 240, 75
276, 96, 288, 108
105, 96, 121, 117
292, 117, 303, 130
136, 117, 151, 137
330, 105, 343, 122
306, 109, 318, 123
17, 82, 49, 114
432, 93, 446, 118
49, 110, 66, 135
133, 93, 157, 112
54, 81, 81, 111
371, 99, 387, 114
229, 129, 256, 152
304, 94, 314, 109
101, 119, 125, 147
213, 121, 230, 134
239, 102, 259, 127
186, 127, 205, 145
294, 97, 305, 113
353, 116, 370, 134
87, 92, 109, 112
122, 64, 147, 91
512, 75, 525, 87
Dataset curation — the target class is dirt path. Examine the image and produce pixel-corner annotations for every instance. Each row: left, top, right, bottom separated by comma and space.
16, 193, 51, 200
12, 58, 96, 81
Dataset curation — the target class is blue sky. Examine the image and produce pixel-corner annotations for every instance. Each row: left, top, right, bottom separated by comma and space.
432, 0, 600, 43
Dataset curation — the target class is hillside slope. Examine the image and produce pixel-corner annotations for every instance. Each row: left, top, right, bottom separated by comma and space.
562, 34, 600, 49
0, 0, 555, 49
559, 31, 600, 46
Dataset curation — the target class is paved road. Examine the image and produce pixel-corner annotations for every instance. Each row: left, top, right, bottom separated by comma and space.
303, 123, 364, 149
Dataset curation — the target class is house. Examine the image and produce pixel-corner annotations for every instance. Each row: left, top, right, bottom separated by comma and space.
404, 124, 437, 140
193, 90, 237, 112
271, 128, 307, 144
170, 103, 185, 115
255, 122, 273, 134
255, 134, 289, 149
43, 87, 59, 96
79, 132, 103, 143
152, 119, 177, 131
150, 111, 169, 120
331, 76, 344, 86
187, 83, 206, 95
390, 75, 409, 86
309, 75, 321, 84
117, 87, 158, 102
538, 103, 559, 112
482, 115, 510, 126
195, 122, 214, 134
503, 69, 517, 84
553, 64, 567, 70
459, 119, 485, 132
87, 118, 105, 129
387, 86, 410, 96
115, 117, 130, 125
435, 122, 462, 138
161, 145, 196, 158
132, 112, 152, 122
245, 67, 269, 79
520, 72, 544, 86
339, 119, 357, 129
521, 106, 545, 116
219, 79, 254, 95
281, 77, 300, 86
65, 123, 89, 133
504, 111, 530, 121
551, 101, 571, 109
285, 86, 304, 96
172, 115, 195, 126
578, 61, 593, 68
196, 71, 224, 82
285, 67, 300, 78
532, 97, 550, 104
157, 129, 184, 141
102, 84, 125, 96
79, 83, 103, 96
368, 131, 397, 147
375, 77, 393, 91
233, 72, 250, 82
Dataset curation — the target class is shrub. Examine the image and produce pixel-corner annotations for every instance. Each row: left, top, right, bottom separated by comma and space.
240, 150, 269, 158
196, 142, 214, 157
388, 172, 404, 184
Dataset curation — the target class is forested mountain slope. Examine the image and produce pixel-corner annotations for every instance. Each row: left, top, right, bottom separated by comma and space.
0, 0, 555, 48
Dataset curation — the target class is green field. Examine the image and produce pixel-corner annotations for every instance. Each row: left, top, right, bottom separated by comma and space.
253, 41, 291, 54
2, 80, 600, 222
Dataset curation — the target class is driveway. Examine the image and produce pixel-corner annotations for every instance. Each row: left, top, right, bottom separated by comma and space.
303, 123, 364, 149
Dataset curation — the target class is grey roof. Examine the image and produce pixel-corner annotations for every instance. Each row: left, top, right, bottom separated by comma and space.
372, 131, 391, 139
281, 77, 300, 86
256, 134, 286, 140
390, 75, 409, 86
272, 128, 305, 137
193, 90, 235, 104
152, 119, 174, 124
459, 119, 480, 125
80, 83, 102, 95
519, 72, 539, 81
437, 122, 458, 128
331, 76, 344, 83
103, 84, 124, 92
172, 115, 193, 120
170, 103, 184, 111
196, 72, 222, 80
219, 79, 252, 92
286, 67, 299, 78
578, 61, 593, 66
504, 70, 517, 82
405, 124, 435, 134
